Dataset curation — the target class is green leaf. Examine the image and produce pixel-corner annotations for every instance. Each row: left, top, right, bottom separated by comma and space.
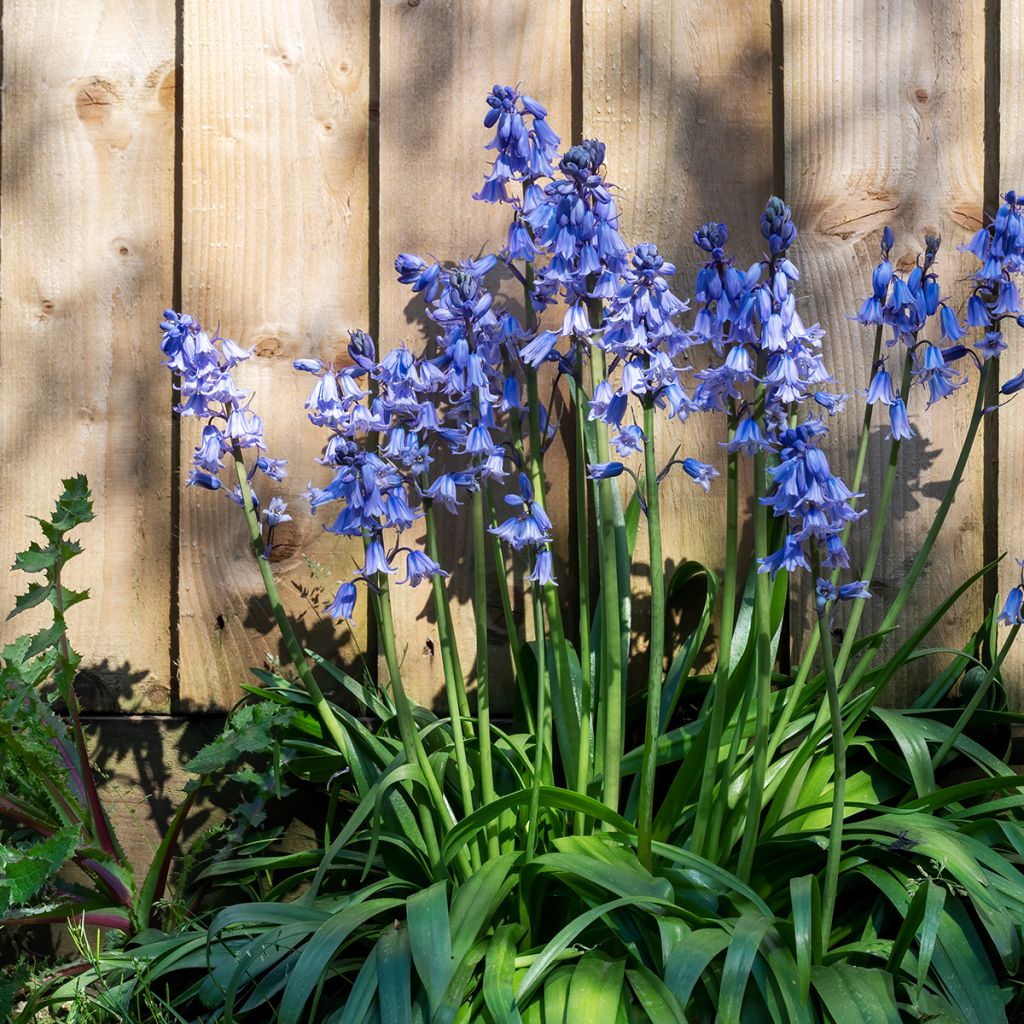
448, 853, 517, 965
8, 583, 51, 620
338, 943, 380, 1024
717, 913, 773, 1024
443, 788, 635, 866
566, 953, 625, 1022
185, 703, 296, 775
408, 881, 455, 1019
811, 964, 901, 1023
483, 924, 524, 1024
0, 826, 79, 910
12, 545, 56, 574
873, 708, 936, 797
516, 896, 666, 1007
278, 898, 404, 1024
789, 875, 818, 1005
626, 966, 685, 1024
378, 924, 413, 1024
662, 927, 730, 1008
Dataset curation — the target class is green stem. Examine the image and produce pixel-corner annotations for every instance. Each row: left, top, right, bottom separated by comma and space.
769, 330, 883, 762
832, 349, 914, 683
421, 486, 473, 731
229, 444, 354, 764
692, 417, 739, 859
839, 360, 994, 713
816, 589, 846, 951
420, 493, 478, 870
471, 486, 500, 860
636, 401, 665, 870
525, 580, 547, 862
375, 575, 467, 877
931, 623, 1020, 771
573, 357, 594, 830
737, 383, 773, 882
590, 341, 625, 816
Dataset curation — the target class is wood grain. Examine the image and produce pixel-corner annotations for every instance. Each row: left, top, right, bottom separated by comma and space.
582, 0, 773, 669
1000, 7, 1024, 686
785, 0, 985, 703
179, 0, 370, 710
0, 1, 175, 711
377, 0, 573, 708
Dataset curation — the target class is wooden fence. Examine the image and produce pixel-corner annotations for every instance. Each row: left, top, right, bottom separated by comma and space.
1, 0, 1020, 722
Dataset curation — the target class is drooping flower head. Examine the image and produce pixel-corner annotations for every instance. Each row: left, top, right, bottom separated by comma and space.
160, 310, 290, 554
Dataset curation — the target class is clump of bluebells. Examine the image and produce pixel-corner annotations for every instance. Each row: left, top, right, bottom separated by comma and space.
159, 310, 290, 555
137, 84, 1024, 1023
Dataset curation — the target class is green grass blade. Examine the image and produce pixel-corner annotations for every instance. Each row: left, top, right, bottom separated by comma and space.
483, 923, 524, 1024
811, 964, 901, 1023
408, 881, 454, 1020
717, 913, 773, 1024
566, 953, 625, 1021
278, 899, 405, 1024
626, 965, 686, 1024
378, 923, 413, 1024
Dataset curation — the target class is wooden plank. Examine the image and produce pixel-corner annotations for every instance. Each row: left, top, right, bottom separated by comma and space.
179, 1, 371, 710
0, 1, 175, 711
785, 0, 985, 703
378, 0, 573, 707
583, 0, 773, 669
1000, 7, 1024, 692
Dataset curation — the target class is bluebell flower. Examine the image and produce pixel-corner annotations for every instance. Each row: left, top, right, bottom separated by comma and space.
187, 469, 222, 491
528, 548, 557, 586
401, 549, 447, 587
726, 417, 770, 455
326, 581, 358, 621
476, 84, 561, 204
866, 366, 896, 406
1001, 368, 1024, 395
262, 496, 292, 527
999, 584, 1024, 625
682, 458, 719, 492
588, 461, 625, 480
610, 424, 646, 456
888, 398, 915, 440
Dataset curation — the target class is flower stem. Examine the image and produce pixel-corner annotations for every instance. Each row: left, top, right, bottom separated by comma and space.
832, 349, 914, 682
636, 400, 665, 870
229, 443, 353, 762
769, 326, 882, 760
737, 383, 773, 882
692, 418, 739, 859
471, 485, 500, 860
586, 296, 625, 817
573, 354, 594, 831
525, 580, 547, 863
815, 584, 846, 952
839, 360, 994, 713
420, 486, 473, 731
420, 492, 479, 869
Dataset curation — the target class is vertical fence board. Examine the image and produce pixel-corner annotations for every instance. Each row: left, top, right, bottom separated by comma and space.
785, 1, 985, 704
1000, 8, 1024, 686
582, 0, 773, 667
378, 0, 572, 707
179, 0, 370, 710
0, 1, 175, 711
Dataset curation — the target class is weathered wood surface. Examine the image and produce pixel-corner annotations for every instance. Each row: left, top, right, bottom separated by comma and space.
377, 0, 573, 707
0, 1, 1015, 713
1001, 6, 1024, 684
179, 0, 371, 710
784, 0, 985, 703
582, 0, 773, 668
0, 0, 175, 712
